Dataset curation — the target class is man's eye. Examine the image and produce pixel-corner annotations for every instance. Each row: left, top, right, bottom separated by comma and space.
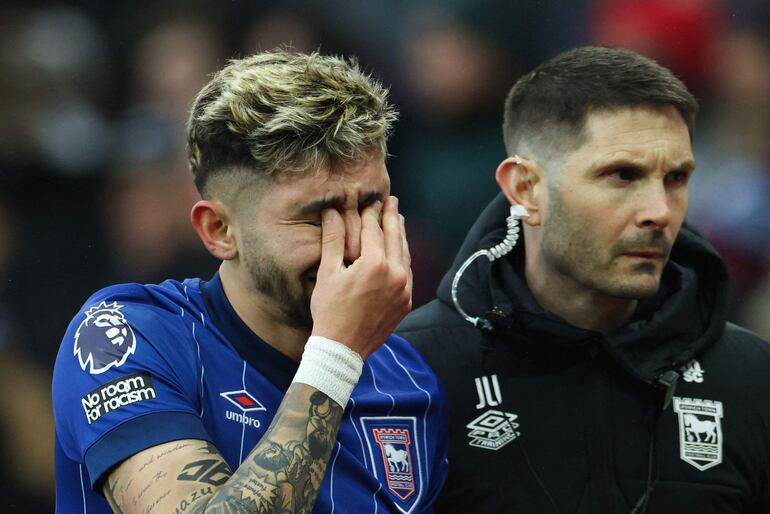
666, 171, 690, 186
609, 168, 639, 181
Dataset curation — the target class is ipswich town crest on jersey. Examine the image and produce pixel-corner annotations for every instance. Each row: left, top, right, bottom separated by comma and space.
74, 301, 136, 374
361, 417, 422, 514
673, 396, 724, 471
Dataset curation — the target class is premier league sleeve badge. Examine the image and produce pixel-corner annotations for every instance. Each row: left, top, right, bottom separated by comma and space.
74, 301, 137, 374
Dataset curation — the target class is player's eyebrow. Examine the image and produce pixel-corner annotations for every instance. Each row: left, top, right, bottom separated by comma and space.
294, 190, 384, 217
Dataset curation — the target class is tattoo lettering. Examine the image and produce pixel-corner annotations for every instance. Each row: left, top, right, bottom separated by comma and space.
137, 479, 154, 501
160, 441, 193, 458
137, 454, 156, 473
177, 459, 232, 486
137, 441, 191, 473
144, 489, 171, 513
239, 470, 278, 505
173, 486, 214, 514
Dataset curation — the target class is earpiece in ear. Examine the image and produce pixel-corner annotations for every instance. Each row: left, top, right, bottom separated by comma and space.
510, 204, 529, 217
513, 154, 524, 165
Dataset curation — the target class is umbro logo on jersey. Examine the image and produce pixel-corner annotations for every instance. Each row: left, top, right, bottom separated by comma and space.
74, 301, 136, 375
220, 389, 266, 429
673, 396, 724, 471
220, 390, 266, 412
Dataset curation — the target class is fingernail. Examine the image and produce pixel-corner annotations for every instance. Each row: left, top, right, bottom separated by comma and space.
391, 196, 398, 209
375, 200, 383, 211
322, 210, 333, 224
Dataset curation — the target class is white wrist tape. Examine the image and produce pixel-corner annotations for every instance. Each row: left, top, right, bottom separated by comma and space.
292, 336, 364, 407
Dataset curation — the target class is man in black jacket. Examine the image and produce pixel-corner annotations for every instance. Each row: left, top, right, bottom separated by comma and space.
397, 46, 770, 513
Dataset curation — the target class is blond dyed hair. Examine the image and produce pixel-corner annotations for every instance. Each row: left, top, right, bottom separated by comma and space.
187, 50, 398, 196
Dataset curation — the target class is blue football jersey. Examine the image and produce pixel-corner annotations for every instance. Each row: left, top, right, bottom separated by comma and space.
53, 274, 448, 513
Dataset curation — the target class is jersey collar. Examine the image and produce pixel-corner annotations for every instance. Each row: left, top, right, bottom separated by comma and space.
201, 272, 299, 391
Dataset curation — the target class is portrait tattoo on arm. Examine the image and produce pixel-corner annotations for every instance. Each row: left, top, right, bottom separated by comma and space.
202, 385, 344, 514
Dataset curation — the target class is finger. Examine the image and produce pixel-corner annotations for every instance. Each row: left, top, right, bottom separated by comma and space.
318, 209, 345, 275
360, 200, 385, 260
382, 196, 404, 262
405, 264, 414, 311
400, 214, 411, 270
342, 208, 362, 263
401, 215, 413, 299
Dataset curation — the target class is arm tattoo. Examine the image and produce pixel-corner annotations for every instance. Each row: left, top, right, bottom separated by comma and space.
177, 460, 232, 486
172, 486, 215, 514
203, 385, 344, 514
103, 478, 125, 514
200, 441, 221, 455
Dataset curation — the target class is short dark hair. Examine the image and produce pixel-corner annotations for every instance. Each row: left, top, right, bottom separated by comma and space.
502, 46, 698, 160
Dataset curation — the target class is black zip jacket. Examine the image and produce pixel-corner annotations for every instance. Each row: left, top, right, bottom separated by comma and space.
397, 193, 770, 513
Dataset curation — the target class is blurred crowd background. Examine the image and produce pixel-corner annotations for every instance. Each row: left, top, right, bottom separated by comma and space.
0, 0, 767, 510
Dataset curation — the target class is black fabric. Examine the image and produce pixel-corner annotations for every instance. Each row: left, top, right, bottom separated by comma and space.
398, 193, 770, 513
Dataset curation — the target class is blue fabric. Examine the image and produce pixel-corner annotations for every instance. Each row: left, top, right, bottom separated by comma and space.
53, 274, 448, 513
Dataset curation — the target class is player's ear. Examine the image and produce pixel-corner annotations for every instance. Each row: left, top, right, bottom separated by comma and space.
191, 200, 238, 260
495, 155, 543, 226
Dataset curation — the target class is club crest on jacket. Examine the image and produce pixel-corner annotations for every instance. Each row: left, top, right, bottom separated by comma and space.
673, 396, 724, 471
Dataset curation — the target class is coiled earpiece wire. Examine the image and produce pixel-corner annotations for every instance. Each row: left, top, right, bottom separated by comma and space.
451, 201, 529, 330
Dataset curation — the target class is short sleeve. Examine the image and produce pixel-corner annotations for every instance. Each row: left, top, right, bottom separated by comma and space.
52, 289, 212, 488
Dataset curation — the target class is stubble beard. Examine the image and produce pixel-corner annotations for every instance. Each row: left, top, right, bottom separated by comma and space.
241, 237, 314, 329
540, 188, 663, 300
